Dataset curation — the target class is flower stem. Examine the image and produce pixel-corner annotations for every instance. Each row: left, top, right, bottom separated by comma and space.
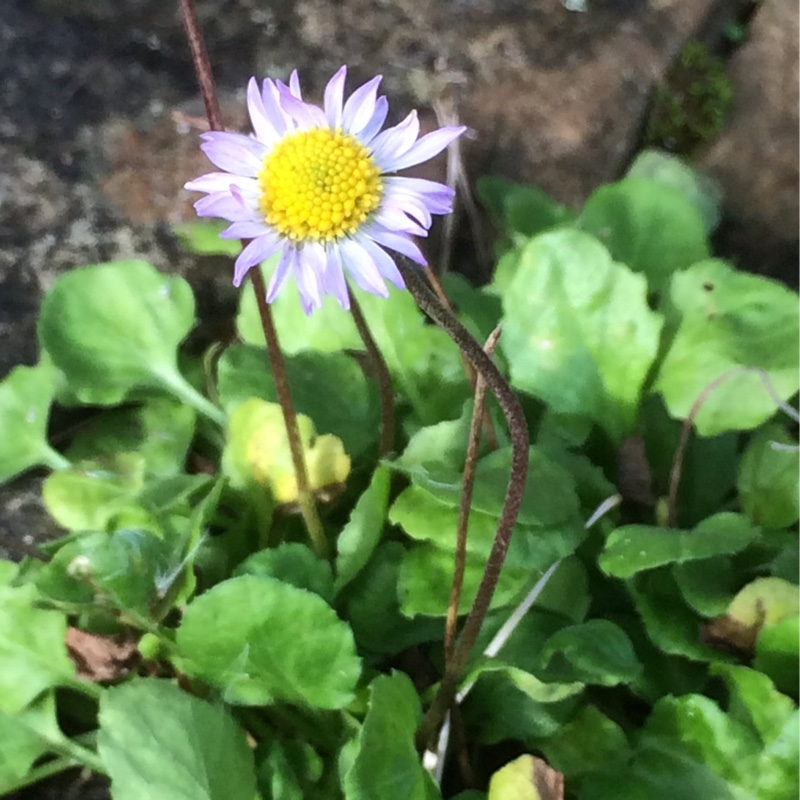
348, 289, 395, 456
398, 263, 529, 749
176, 0, 325, 556
444, 325, 502, 664
249, 269, 326, 556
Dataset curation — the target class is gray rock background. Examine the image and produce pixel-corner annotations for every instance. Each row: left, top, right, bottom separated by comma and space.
0, 0, 797, 559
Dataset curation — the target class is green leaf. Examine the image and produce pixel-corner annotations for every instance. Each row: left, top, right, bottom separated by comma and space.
500, 230, 663, 441
532, 705, 629, 779
335, 466, 391, 592
394, 402, 473, 474
487, 755, 543, 800
66, 398, 196, 478
343, 542, 443, 654
177, 574, 360, 708
654, 260, 799, 436
217, 344, 378, 457
737, 424, 799, 528
0, 692, 61, 793
477, 176, 576, 238
539, 619, 642, 686
239, 271, 469, 425
629, 569, 731, 662
173, 219, 242, 256
398, 543, 538, 618
599, 513, 759, 579
235, 542, 334, 603
577, 176, 710, 293
626, 149, 722, 234
343, 672, 431, 800
673, 557, 738, 617
38, 260, 199, 407
0, 360, 67, 482
42, 453, 147, 532
754, 616, 800, 697
98, 679, 257, 800
0, 585, 75, 714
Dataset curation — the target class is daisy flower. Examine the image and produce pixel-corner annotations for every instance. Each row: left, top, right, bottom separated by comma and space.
184, 66, 465, 313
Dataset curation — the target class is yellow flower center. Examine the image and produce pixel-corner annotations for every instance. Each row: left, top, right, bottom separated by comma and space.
257, 128, 382, 242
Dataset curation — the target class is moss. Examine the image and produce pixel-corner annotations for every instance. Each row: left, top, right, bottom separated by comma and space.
645, 42, 733, 156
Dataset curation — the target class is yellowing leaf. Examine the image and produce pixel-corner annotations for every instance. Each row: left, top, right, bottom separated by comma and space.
488, 754, 564, 800
223, 398, 350, 504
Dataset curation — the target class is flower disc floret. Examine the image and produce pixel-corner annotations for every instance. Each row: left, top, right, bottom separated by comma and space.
258, 128, 382, 242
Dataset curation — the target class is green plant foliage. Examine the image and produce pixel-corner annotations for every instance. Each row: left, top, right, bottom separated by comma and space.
342, 672, 433, 800
1, 155, 798, 800
177, 575, 361, 708
172, 219, 242, 256
98, 679, 257, 800
577, 176, 710, 293
654, 259, 799, 436
499, 230, 663, 442
0, 360, 66, 482
38, 261, 199, 407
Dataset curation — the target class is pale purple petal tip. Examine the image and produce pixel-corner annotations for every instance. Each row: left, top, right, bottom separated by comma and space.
342, 75, 382, 135
233, 233, 281, 287
324, 66, 347, 129
380, 125, 467, 172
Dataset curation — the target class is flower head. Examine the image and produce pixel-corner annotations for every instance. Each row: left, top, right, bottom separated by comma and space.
184, 67, 465, 313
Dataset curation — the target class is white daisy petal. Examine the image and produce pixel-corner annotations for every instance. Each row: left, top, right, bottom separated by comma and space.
264, 246, 293, 302
289, 70, 302, 98
364, 224, 428, 266
185, 172, 254, 194
342, 75, 382, 135
293, 247, 323, 312
260, 79, 291, 136
247, 77, 279, 144
324, 66, 347, 128
357, 96, 389, 145
219, 220, 271, 239
339, 238, 389, 297
324, 245, 351, 310
379, 125, 466, 172
380, 189, 433, 227
194, 191, 250, 222
234, 232, 282, 287
374, 205, 428, 237
278, 87, 328, 129
199, 131, 267, 177
368, 111, 419, 167
360, 237, 406, 289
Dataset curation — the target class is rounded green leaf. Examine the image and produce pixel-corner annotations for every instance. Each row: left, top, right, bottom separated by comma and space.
501, 230, 663, 442
599, 513, 759, 579
737, 424, 799, 528
655, 260, 799, 435
177, 575, 360, 708
0, 360, 66, 482
38, 260, 196, 405
539, 619, 643, 686
98, 679, 256, 800
577, 176, 710, 292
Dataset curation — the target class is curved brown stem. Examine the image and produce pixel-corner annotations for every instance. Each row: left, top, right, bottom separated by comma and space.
444, 326, 502, 663
398, 263, 529, 749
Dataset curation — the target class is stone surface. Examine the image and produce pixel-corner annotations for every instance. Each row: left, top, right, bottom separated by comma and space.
700, 0, 799, 282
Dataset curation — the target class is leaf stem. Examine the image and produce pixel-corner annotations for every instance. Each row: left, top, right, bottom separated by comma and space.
399, 263, 529, 749
156, 368, 226, 426
348, 289, 395, 456
176, 0, 325, 556
43, 447, 71, 471
0, 756, 86, 794
444, 325, 502, 663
